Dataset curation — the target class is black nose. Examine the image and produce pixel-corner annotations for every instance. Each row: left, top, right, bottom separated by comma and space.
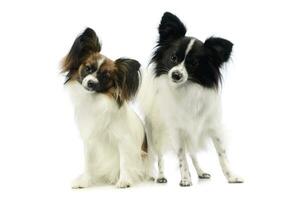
171, 71, 183, 81
87, 80, 96, 89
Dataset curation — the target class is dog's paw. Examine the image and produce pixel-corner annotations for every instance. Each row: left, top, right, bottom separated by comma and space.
71, 175, 91, 189
147, 176, 156, 182
156, 177, 168, 183
198, 173, 211, 179
228, 175, 244, 183
179, 179, 192, 187
116, 179, 131, 188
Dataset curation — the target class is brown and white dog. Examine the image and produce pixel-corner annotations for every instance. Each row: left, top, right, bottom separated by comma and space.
61, 28, 147, 188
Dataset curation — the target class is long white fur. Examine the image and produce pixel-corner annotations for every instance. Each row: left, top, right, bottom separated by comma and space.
137, 48, 243, 185
66, 81, 146, 188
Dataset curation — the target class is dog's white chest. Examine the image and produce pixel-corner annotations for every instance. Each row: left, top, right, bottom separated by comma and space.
154, 77, 208, 132
145, 76, 219, 152
67, 82, 116, 140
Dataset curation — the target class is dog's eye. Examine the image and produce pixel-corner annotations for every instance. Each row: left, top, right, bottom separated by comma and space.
85, 65, 91, 73
85, 65, 95, 74
99, 71, 111, 81
170, 54, 178, 64
105, 72, 111, 78
193, 59, 199, 66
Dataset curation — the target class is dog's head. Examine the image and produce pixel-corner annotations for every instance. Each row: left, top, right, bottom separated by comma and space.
152, 12, 233, 89
61, 28, 141, 106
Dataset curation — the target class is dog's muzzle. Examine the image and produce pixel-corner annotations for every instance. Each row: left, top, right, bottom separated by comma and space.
82, 75, 99, 92
168, 65, 188, 85
171, 70, 183, 82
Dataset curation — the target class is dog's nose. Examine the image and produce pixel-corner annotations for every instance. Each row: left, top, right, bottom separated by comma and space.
171, 71, 183, 81
87, 80, 96, 89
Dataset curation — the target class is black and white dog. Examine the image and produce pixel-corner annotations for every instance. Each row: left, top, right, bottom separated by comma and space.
138, 12, 243, 186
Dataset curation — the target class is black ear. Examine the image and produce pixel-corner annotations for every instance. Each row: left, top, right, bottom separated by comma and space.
158, 12, 186, 44
61, 27, 101, 82
204, 37, 233, 67
114, 58, 141, 106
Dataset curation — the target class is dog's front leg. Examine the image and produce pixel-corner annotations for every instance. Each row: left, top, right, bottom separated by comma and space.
72, 141, 95, 189
178, 148, 192, 187
156, 154, 168, 183
116, 144, 132, 188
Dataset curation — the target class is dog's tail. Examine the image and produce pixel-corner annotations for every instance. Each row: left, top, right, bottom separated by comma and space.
136, 65, 157, 122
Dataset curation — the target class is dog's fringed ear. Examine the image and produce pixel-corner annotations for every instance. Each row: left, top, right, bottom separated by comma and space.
61, 27, 101, 83
204, 37, 233, 68
114, 58, 141, 107
158, 12, 186, 44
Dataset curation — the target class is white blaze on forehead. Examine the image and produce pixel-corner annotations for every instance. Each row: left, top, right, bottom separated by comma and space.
185, 39, 196, 57
168, 39, 196, 85
97, 56, 106, 69
177, 39, 196, 66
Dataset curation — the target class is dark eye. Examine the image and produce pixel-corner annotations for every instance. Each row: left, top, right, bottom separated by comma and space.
99, 71, 110, 81
85, 65, 95, 74
170, 54, 178, 64
105, 72, 111, 78
193, 59, 199, 66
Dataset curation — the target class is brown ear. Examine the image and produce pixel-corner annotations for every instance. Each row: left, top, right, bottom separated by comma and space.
61, 28, 101, 83
113, 58, 141, 106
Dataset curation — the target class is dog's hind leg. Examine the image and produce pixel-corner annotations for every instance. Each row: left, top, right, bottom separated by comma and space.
210, 131, 243, 183
189, 154, 211, 179
144, 146, 156, 182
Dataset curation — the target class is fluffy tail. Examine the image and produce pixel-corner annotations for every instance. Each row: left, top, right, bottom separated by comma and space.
136, 65, 157, 122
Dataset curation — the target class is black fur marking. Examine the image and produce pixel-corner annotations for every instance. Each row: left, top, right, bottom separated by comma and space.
151, 12, 233, 89
158, 12, 187, 44
152, 38, 190, 77
156, 177, 168, 183
95, 70, 114, 93
198, 173, 211, 179
204, 37, 233, 66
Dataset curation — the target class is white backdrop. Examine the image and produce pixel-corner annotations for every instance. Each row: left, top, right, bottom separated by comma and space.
0, 0, 293, 199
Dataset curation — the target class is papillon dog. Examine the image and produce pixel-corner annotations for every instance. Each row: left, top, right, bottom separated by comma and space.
61, 28, 148, 188
138, 12, 243, 186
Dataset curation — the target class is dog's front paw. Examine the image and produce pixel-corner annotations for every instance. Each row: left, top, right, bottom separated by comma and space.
198, 173, 211, 179
156, 177, 168, 183
71, 175, 91, 189
228, 175, 244, 183
146, 176, 156, 182
116, 179, 131, 188
179, 179, 192, 187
